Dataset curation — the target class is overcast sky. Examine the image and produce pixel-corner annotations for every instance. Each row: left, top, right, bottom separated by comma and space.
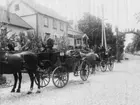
34, 0, 140, 30
0, 0, 140, 30
0, 0, 139, 45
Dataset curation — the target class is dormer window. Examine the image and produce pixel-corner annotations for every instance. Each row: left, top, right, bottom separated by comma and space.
15, 4, 19, 11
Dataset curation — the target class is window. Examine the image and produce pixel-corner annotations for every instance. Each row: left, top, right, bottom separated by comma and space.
53, 19, 57, 29
15, 4, 19, 11
44, 17, 49, 27
77, 39, 81, 44
60, 22, 64, 31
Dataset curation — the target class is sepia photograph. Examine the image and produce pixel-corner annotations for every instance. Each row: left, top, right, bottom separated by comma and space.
0, 0, 140, 105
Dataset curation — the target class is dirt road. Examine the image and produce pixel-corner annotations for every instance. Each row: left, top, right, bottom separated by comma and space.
1, 54, 140, 105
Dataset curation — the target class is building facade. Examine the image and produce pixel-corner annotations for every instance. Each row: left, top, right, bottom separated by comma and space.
0, 7, 32, 36
9, 0, 68, 40
67, 25, 84, 48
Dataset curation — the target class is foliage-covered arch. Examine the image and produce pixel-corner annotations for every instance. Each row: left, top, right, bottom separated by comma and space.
123, 29, 140, 53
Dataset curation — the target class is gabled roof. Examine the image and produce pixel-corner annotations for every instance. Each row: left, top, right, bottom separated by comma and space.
0, 7, 32, 29
20, 0, 67, 22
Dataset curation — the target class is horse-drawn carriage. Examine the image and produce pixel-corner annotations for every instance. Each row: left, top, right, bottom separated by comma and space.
36, 50, 90, 88
0, 47, 90, 93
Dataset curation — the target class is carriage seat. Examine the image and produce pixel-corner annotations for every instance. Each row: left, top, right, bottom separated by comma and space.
37, 51, 60, 68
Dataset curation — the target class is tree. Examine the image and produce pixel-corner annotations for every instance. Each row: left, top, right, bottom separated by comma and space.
125, 43, 134, 53
117, 32, 125, 59
78, 13, 119, 57
0, 28, 9, 51
78, 13, 102, 47
124, 30, 140, 53
78, 13, 117, 46
131, 31, 140, 52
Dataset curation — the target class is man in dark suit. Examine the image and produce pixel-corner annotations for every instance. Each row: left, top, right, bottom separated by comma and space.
42, 33, 55, 52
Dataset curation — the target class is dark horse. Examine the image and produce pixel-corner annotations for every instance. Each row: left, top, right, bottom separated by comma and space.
0, 51, 40, 94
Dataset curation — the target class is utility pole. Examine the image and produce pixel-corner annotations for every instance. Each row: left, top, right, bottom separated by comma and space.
116, 0, 120, 62
101, 4, 107, 51
116, 27, 120, 62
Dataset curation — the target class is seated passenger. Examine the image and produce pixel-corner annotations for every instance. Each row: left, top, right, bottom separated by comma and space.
7, 39, 15, 52
42, 36, 55, 53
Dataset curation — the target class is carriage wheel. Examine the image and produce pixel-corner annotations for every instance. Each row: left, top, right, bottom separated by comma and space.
108, 60, 114, 71
35, 68, 50, 88
100, 61, 107, 72
80, 60, 90, 81
52, 66, 69, 88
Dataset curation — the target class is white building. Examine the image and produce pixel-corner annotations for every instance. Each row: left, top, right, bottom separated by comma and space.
67, 25, 84, 48
9, 0, 68, 40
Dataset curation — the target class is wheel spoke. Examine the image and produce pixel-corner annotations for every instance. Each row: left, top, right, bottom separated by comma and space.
61, 80, 65, 86
44, 78, 49, 85
59, 80, 63, 87
56, 79, 59, 86
55, 78, 59, 83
